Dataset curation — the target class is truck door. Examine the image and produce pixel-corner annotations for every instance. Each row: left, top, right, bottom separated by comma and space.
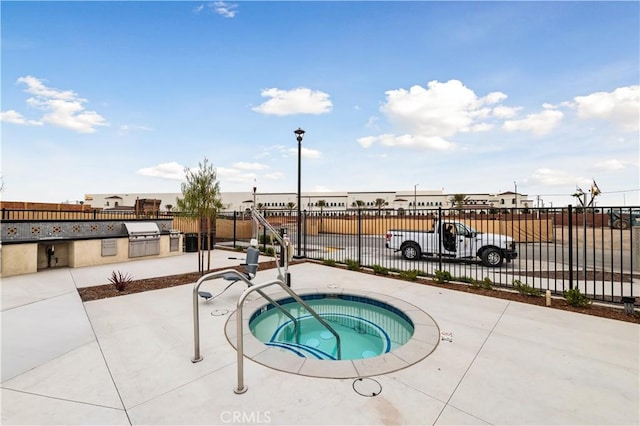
441, 223, 457, 253
454, 223, 475, 258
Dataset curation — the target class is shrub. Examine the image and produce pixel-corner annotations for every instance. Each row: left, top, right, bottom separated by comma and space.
564, 288, 592, 308
457, 276, 476, 284
513, 279, 541, 296
258, 234, 273, 244
399, 269, 420, 281
263, 247, 275, 256
473, 277, 493, 290
371, 264, 389, 275
323, 259, 337, 267
434, 270, 452, 284
345, 259, 361, 271
108, 271, 133, 292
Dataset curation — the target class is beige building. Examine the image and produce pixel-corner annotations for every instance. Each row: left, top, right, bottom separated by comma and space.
85, 190, 533, 213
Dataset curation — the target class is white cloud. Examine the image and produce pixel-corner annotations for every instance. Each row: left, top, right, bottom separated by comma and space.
118, 124, 153, 136
491, 105, 520, 119
263, 172, 284, 180
136, 162, 186, 180
288, 146, 322, 159
528, 168, 589, 187
594, 159, 627, 171
357, 136, 376, 148
502, 109, 564, 136
252, 87, 332, 116
212, 1, 238, 18
194, 2, 237, 17
572, 85, 639, 132
232, 162, 269, 171
0, 110, 42, 126
360, 79, 508, 150
9, 75, 108, 133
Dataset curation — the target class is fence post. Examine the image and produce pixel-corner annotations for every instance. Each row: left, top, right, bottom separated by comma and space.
633, 222, 640, 276
357, 208, 362, 265
438, 207, 443, 272
568, 205, 573, 290
303, 210, 307, 256
233, 211, 237, 248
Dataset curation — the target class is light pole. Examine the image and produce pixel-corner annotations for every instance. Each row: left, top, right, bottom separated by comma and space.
294, 128, 305, 258
513, 181, 517, 213
414, 184, 418, 215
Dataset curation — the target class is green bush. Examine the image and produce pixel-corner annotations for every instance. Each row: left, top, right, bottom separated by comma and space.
263, 247, 275, 256
108, 270, 133, 292
513, 279, 541, 296
399, 269, 420, 281
457, 276, 476, 284
434, 270, 452, 283
344, 259, 361, 271
564, 288, 592, 308
471, 277, 493, 290
371, 264, 389, 275
258, 234, 273, 244
322, 259, 337, 267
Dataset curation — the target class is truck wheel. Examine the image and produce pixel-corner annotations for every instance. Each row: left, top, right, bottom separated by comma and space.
481, 248, 503, 267
401, 243, 421, 260
612, 219, 629, 229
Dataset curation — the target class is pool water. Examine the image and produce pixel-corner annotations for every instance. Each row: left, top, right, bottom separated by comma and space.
249, 294, 415, 361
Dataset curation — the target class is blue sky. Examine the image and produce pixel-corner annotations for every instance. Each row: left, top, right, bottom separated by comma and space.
1, 1, 638, 207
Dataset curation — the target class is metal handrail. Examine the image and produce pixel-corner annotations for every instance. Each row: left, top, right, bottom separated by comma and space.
233, 278, 342, 394
191, 269, 298, 362
250, 208, 289, 279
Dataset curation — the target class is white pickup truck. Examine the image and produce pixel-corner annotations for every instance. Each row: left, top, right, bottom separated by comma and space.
385, 220, 517, 267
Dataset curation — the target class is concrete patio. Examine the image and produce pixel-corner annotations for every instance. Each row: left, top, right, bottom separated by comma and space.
1, 250, 638, 425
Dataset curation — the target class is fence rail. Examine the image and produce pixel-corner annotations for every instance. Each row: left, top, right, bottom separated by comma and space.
222, 206, 638, 305
3, 205, 637, 305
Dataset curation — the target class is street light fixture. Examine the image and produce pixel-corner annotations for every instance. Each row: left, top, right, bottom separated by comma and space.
294, 128, 305, 258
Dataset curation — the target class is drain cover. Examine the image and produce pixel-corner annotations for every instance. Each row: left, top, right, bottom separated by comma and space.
210, 309, 229, 316
352, 378, 382, 397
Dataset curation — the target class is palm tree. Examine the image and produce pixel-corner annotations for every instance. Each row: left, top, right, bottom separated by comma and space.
352, 200, 365, 209
176, 157, 223, 272
317, 200, 327, 215
286, 202, 296, 216
165, 204, 173, 212
449, 194, 469, 210
374, 198, 388, 215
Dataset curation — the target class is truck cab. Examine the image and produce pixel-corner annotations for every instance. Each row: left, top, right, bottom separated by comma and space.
386, 220, 517, 267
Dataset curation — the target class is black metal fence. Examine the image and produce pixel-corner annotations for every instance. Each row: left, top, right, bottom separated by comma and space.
223, 206, 638, 305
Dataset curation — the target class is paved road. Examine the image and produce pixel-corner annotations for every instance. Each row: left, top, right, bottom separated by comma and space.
295, 234, 634, 273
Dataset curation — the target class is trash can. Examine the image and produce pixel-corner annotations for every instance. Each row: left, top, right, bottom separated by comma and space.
200, 232, 216, 250
185, 233, 198, 252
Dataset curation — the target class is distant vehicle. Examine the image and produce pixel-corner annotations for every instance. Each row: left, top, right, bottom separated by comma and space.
385, 220, 517, 267
608, 209, 640, 229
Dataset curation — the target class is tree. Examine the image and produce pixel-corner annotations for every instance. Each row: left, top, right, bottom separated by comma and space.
165, 204, 173, 212
352, 200, 365, 208
286, 202, 296, 216
449, 194, 469, 210
317, 200, 327, 215
176, 157, 223, 272
374, 198, 388, 215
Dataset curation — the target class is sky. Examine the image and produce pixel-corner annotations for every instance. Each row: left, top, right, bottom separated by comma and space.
1, 1, 639, 208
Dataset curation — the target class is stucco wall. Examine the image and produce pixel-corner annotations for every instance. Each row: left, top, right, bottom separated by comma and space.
1, 243, 38, 276
1, 234, 183, 278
